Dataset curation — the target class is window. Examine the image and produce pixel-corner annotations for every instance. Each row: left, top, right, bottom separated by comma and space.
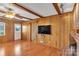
0, 22, 5, 36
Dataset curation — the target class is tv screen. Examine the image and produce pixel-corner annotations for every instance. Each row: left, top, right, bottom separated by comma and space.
38, 25, 51, 34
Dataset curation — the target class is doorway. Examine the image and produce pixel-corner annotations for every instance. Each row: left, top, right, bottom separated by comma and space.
14, 24, 21, 40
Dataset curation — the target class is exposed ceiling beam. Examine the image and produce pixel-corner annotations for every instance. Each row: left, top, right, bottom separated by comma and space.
13, 3, 44, 18
0, 9, 32, 20
53, 3, 61, 15
15, 14, 32, 20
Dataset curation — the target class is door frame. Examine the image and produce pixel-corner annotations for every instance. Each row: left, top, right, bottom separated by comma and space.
14, 23, 22, 40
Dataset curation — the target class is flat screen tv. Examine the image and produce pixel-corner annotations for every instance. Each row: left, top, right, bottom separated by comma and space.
38, 25, 51, 34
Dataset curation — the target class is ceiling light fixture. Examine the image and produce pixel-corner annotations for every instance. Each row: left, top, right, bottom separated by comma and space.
5, 11, 15, 18
4, 3, 16, 18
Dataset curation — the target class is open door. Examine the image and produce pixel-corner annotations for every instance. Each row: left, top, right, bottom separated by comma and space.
14, 24, 21, 40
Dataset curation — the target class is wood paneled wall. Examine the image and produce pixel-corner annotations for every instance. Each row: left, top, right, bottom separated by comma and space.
22, 21, 31, 41
22, 12, 73, 49
60, 13, 73, 48
0, 18, 22, 43
71, 3, 79, 34
70, 4, 79, 45
73, 4, 79, 30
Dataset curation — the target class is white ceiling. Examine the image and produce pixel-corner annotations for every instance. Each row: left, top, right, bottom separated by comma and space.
0, 3, 39, 19
19, 3, 58, 17
58, 3, 74, 13
0, 4, 8, 12
12, 6, 40, 19
0, 3, 75, 21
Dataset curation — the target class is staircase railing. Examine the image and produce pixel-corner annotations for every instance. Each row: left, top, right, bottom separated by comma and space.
61, 32, 78, 56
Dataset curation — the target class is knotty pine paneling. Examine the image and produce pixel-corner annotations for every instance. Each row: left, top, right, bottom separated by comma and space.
22, 21, 31, 41
0, 18, 22, 43
22, 12, 73, 49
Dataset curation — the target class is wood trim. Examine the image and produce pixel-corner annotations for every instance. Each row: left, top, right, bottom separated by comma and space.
73, 3, 77, 12
30, 23, 32, 41
21, 23, 22, 40
15, 14, 32, 20
13, 3, 44, 18
53, 3, 61, 15
13, 21, 14, 41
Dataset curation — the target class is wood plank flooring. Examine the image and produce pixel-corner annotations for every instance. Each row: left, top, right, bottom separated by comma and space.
0, 40, 62, 56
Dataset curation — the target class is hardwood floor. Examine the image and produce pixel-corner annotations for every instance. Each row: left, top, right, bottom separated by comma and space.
0, 40, 62, 56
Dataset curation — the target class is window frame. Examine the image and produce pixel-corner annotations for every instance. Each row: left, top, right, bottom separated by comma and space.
0, 22, 5, 36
